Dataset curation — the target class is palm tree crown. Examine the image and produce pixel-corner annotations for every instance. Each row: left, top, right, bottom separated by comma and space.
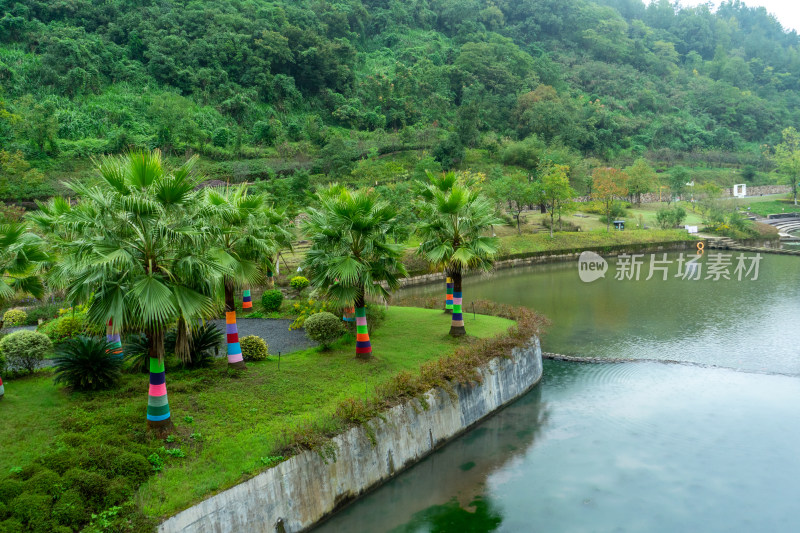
302, 185, 407, 358
416, 181, 502, 336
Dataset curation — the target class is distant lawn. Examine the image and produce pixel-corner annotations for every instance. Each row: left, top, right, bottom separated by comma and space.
0, 307, 513, 521
499, 229, 695, 256
736, 196, 800, 217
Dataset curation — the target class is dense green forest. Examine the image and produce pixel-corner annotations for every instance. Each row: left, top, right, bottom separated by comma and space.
1, 0, 799, 201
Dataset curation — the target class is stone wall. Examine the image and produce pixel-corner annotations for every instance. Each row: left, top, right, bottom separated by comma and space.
158, 337, 543, 533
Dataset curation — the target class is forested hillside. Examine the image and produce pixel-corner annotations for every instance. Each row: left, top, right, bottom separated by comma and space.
1, 0, 799, 200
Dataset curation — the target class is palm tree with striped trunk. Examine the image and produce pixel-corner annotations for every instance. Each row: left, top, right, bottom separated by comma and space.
201, 185, 288, 369
418, 171, 458, 313
58, 150, 220, 432
417, 183, 502, 337
0, 222, 48, 400
301, 185, 407, 360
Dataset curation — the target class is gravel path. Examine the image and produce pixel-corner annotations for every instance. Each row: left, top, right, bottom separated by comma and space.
209, 318, 316, 355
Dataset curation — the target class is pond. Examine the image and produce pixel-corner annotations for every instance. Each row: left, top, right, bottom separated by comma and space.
315, 252, 800, 532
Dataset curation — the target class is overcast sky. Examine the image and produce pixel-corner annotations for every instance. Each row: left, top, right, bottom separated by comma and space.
680, 1, 799, 32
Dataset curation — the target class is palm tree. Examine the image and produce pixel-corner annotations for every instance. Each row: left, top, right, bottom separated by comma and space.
202, 185, 286, 369
0, 221, 47, 400
301, 185, 407, 359
0, 221, 48, 306
58, 150, 220, 432
418, 171, 458, 314
416, 183, 502, 337
29, 198, 125, 361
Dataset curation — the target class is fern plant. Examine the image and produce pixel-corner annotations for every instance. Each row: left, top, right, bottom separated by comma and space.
53, 336, 123, 391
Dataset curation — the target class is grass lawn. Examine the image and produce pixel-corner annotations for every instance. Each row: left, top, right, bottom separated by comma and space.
1, 307, 513, 522
736, 195, 800, 217
499, 228, 695, 255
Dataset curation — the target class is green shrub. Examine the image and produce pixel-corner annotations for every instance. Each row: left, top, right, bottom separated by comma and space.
63, 469, 108, 507
261, 289, 284, 312
24, 304, 60, 325
53, 336, 123, 391
26, 469, 62, 497
0, 330, 52, 373
105, 477, 134, 507
10, 492, 51, 527
51, 489, 89, 529
38, 315, 89, 344
0, 479, 24, 504
39, 449, 80, 475
2, 309, 27, 327
289, 298, 333, 330
656, 206, 687, 229
289, 276, 310, 291
304, 312, 343, 349
110, 453, 152, 486
240, 335, 268, 361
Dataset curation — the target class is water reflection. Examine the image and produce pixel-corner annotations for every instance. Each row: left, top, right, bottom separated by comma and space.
317, 361, 800, 533
315, 388, 547, 533
401, 253, 800, 374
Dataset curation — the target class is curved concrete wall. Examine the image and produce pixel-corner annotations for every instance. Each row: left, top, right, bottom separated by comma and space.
159, 337, 543, 533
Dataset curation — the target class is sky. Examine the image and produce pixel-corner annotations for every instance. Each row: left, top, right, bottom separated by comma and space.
680, 1, 799, 32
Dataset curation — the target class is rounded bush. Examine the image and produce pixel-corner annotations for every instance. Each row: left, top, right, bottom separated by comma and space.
261, 289, 284, 312
51, 489, 89, 529
27, 469, 62, 497
240, 335, 268, 361
0, 479, 24, 504
39, 315, 85, 344
0, 330, 52, 373
2, 309, 27, 327
10, 492, 51, 528
289, 276, 310, 291
111, 453, 152, 485
63, 468, 108, 506
304, 312, 344, 348
53, 336, 123, 391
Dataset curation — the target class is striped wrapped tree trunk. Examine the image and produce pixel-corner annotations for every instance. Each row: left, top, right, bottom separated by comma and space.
343, 306, 355, 323
0, 375, 4, 400
147, 357, 171, 430
242, 289, 253, 310
225, 281, 246, 370
354, 305, 372, 359
106, 318, 124, 360
449, 271, 466, 337
445, 276, 454, 314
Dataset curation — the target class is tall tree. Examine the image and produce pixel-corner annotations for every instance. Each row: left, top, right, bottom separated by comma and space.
59, 150, 219, 432
774, 127, 800, 205
624, 158, 656, 205
539, 164, 576, 238
417, 184, 502, 337
490, 172, 540, 235
592, 168, 629, 232
202, 185, 285, 369
301, 185, 407, 359
0, 220, 48, 400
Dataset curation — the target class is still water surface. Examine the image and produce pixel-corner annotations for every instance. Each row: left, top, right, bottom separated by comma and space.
316, 253, 800, 532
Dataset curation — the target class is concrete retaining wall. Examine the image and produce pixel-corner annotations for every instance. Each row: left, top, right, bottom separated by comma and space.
159, 337, 543, 533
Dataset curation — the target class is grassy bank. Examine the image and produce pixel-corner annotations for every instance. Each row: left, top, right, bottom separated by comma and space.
0, 307, 514, 528
499, 229, 695, 256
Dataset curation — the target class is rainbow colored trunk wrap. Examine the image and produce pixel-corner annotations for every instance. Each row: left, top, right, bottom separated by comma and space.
225, 311, 246, 369
445, 277, 454, 311
106, 319, 123, 360
0, 375, 4, 399
451, 292, 464, 328
242, 289, 253, 309
343, 306, 355, 322
355, 307, 372, 356
147, 358, 170, 425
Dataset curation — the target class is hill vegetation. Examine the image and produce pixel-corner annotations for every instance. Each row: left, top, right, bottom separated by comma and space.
2, 0, 800, 202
